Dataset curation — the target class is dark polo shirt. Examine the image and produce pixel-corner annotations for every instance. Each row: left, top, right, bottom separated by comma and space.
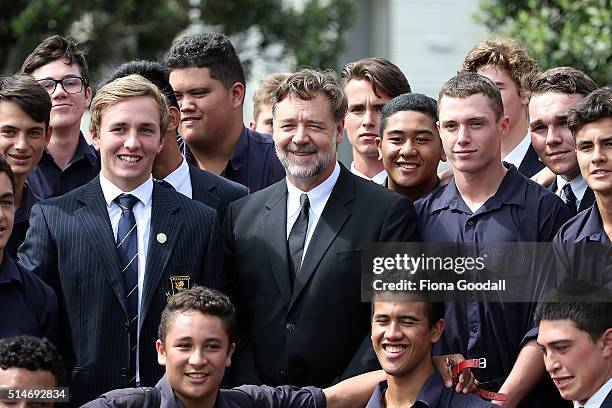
0, 255, 57, 343
414, 165, 572, 407
82, 373, 326, 408
184, 126, 285, 192
365, 374, 495, 408
415, 165, 571, 242
6, 184, 40, 260
27, 132, 100, 199
553, 203, 612, 287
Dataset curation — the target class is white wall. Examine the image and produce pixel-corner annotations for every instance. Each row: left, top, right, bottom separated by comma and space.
389, 0, 487, 99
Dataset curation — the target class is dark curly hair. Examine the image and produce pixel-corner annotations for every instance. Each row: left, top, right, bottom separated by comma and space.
166, 32, 245, 90
0, 336, 65, 386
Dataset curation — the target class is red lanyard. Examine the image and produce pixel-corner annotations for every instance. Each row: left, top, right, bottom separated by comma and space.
447, 358, 508, 401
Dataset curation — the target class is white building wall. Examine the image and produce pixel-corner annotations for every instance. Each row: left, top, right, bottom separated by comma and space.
389, 0, 487, 98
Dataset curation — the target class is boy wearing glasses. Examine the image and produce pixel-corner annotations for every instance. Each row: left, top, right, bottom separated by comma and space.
21, 35, 100, 199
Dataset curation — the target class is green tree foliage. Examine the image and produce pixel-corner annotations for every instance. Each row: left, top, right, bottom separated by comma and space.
2, 0, 190, 79
1, 0, 354, 82
476, 0, 611, 85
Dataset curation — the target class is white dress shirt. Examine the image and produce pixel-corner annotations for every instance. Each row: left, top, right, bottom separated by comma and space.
503, 131, 532, 168
555, 174, 589, 209
99, 174, 153, 384
574, 377, 612, 407
162, 158, 193, 198
350, 161, 387, 185
286, 162, 340, 265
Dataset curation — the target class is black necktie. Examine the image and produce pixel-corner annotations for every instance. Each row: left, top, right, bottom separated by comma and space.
288, 193, 310, 286
562, 183, 577, 215
115, 193, 139, 385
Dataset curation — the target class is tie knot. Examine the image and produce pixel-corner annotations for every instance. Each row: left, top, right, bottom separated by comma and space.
562, 183, 577, 200
115, 194, 139, 211
299, 193, 310, 210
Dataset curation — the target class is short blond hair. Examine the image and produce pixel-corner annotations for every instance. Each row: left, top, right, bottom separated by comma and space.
90, 74, 169, 135
253, 73, 290, 121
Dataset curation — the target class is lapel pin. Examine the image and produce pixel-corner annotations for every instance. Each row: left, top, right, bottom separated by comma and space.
157, 233, 167, 244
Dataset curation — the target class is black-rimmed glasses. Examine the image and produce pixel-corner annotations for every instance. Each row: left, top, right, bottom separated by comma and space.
37, 77, 86, 94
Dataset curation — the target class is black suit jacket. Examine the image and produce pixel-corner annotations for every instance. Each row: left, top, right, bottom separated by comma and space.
602, 387, 612, 408
517, 143, 545, 178
548, 178, 595, 212
188, 165, 248, 221
223, 164, 420, 387
18, 177, 223, 407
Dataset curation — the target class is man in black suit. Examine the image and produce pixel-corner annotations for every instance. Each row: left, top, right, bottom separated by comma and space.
529, 67, 598, 214
97, 60, 248, 220
18, 74, 223, 407
224, 68, 420, 388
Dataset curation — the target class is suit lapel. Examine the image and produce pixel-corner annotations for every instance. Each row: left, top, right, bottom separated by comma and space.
291, 166, 354, 307
140, 184, 181, 328
75, 177, 128, 317
189, 165, 220, 211
260, 180, 292, 305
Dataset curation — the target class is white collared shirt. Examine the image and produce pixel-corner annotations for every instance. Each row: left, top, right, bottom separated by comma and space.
574, 378, 612, 407
162, 158, 193, 198
503, 131, 532, 168
286, 162, 341, 265
350, 161, 387, 186
555, 174, 589, 209
99, 174, 153, 385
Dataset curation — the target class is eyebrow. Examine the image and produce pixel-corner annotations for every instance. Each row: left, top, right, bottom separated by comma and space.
576, 140, 592, 148
38, 74, 82, 80
387, 129, 434, 136
530, 119, 544, 127
0, 124, 44, 132
0, 192, 14, 200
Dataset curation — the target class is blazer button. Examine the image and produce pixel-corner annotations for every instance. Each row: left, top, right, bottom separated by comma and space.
279, 371, 287, 379
285, 322, 295, 332
123, 322, 130, 332
120, 368, 128, 378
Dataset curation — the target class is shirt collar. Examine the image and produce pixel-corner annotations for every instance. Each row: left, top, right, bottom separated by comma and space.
162, 158, 190, 189
430, 164, 525, 214
365, 372, 444, 408
502, 130, 532, 168
74, 131, 99, 166
350, 161, 387, 185
556, 174, 589, 202
156, 374, 185, 408
574, 377, 612, 408
14, 184, 41, 225
0, 255, 22, 284
414, 372, 444, 407
227, 126, 249, 172
99, 173, 153, 209
287, 161, 340, 219
576, 203, 611, 243
182, 127, 248, 173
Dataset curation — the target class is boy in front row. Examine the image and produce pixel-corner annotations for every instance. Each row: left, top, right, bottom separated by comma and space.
83, 286, 486, 407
